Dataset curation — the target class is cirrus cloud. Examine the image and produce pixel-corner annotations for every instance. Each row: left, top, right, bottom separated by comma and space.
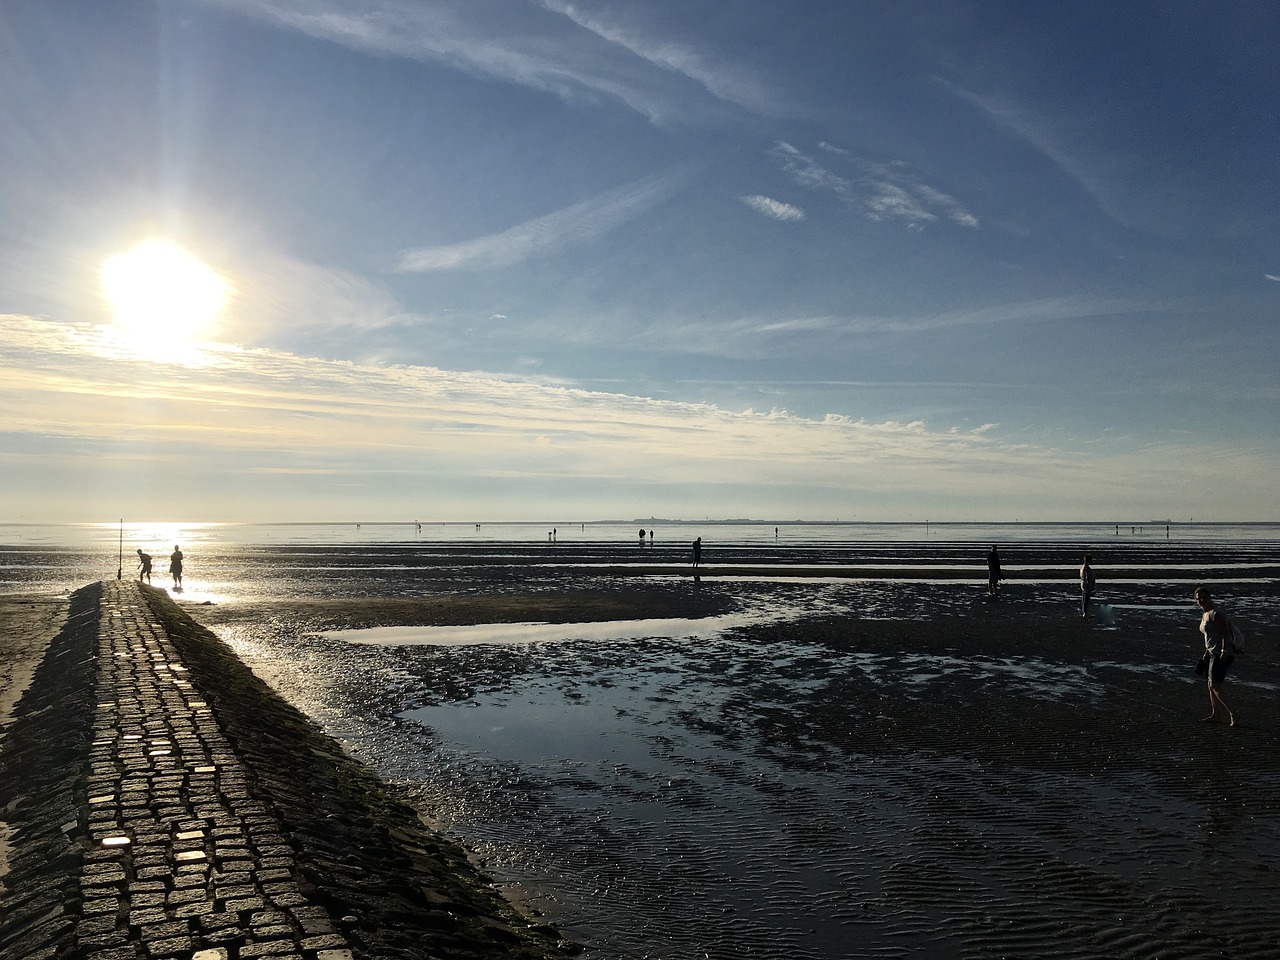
741, 194, 805, 221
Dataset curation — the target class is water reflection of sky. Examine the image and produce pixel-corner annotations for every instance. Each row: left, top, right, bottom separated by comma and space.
318, 610, 787, 647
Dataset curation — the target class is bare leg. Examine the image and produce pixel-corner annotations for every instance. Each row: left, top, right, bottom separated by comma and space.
1206, 681, 1235, 725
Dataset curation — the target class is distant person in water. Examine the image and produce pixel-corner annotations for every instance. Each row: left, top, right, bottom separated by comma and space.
1194, 587, 1237, 726
1079, 553, 1095, 618
986, 545, 1001, 596
639, 528, 646, 547
692, 536, 702, 569
169, 545, 184, 589
136, 548, 152, 583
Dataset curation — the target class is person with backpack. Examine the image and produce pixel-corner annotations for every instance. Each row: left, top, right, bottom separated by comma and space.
1194, 587, 1237, 726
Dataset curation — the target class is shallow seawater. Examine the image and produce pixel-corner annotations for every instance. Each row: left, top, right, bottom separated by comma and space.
317, 611, 779, 647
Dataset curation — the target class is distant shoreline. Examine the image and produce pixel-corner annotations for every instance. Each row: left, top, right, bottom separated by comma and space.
5, 519, 1280, 529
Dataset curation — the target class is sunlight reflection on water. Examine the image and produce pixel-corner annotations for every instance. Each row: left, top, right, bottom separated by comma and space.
318, 611, 779, 647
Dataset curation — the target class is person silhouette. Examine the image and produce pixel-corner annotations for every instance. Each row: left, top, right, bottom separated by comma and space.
169, 545, 184, 589
986, 545, 1002, 596
136, 548, 152, 583
1195, 588, 1237, 726
1079, 553, 1095, 618
692, 536, 702, 569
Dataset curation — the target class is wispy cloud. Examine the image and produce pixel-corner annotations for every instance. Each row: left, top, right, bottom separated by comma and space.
539, 0, 791, 117
0, 313, 1084, 512
396, 167, 687, 271
740, 195, 805, 222
203, 0, 774, 124
1266, 274, 1280, 282
935, 78, 1165, 233
5, 313, 1275, 520
638, 296, 1157, 361
771, 142, 979, 230
220, 249, 409, 342
941, 81, 1109, 205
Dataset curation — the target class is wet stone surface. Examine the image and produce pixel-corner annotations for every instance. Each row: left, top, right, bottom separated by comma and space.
82, 581, 357, 960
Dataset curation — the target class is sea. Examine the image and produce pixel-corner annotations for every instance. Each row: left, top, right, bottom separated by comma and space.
3, 518, 1278, 599
3, 520, 1279, 959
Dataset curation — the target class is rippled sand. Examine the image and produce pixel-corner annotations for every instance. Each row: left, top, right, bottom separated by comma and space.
190, 545, 1280, 960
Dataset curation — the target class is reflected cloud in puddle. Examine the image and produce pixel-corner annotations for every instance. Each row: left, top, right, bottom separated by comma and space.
317, 610, 785, 647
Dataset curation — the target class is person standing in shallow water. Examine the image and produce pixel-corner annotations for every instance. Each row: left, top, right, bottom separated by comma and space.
136, 548, 152, 583
169, 545, 184, 589
986, 545, 1001, 596
1079, 553, 1096, 618
1195, 587, 1237, 726
692, 536, 702, 569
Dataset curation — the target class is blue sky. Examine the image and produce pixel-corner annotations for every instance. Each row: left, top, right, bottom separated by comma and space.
2, 0, 1277, 523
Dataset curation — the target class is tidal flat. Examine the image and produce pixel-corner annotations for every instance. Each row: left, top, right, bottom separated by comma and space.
187, 536, 1280, 960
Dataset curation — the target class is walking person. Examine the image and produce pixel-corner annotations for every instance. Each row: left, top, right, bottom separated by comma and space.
1194, 587, 1237, 726
136, 548, 152, 583
986, 545, 1002, 596
692, 536, 702, 569
1080, 553, 1095, 618
169, 545, 184, 589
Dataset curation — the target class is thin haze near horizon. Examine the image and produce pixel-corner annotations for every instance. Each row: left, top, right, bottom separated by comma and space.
2, 1, 1278, 524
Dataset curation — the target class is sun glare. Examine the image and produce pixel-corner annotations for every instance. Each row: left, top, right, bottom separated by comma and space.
100, 239, 230, 360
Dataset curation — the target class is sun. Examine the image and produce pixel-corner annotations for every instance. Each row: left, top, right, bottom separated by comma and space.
100, 239, 230, 358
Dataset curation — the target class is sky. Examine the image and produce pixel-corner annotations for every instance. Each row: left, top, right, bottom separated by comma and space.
2, 0, 1278, 523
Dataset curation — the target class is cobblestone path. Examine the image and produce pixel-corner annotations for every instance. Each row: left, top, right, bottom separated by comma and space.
69, 580, 354, 959
0, 580, 568, 960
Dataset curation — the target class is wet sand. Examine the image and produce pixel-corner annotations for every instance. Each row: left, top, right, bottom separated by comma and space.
0, 594, 69, 729
194, 569, 1280, 960
5, 542, 1278, 958
0, 594, 70, 892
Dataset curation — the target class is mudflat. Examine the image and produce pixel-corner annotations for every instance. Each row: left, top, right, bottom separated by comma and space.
193, 574, 1280, 960
0, 594, 68, 731
0, 594, 69, 891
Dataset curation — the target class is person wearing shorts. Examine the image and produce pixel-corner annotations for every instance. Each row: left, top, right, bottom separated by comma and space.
1195, 587, 1236, 726
136, 549, 152, 584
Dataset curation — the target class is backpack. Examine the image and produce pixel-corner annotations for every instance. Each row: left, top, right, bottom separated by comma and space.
1213, 609, 1246, 656
1231, 621, 1246, 655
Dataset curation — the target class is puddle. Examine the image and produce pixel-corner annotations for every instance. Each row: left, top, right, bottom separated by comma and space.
317, 610, 786, 647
